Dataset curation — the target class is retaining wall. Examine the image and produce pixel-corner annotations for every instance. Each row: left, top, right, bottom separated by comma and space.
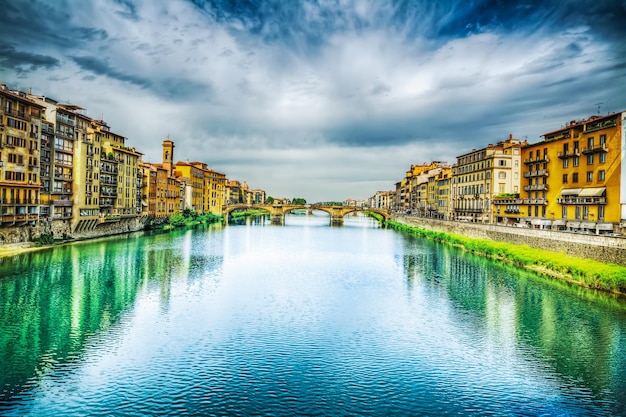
393, 215, 626, 267
0, 217, 147, 247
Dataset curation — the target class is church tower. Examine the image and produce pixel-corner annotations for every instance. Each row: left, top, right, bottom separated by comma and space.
162, 139, 174, 176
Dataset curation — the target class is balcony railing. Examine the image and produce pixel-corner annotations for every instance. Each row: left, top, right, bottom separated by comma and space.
557, 149, 580, 159
524, 169, 549, 178
523, 156, 550, 165
0, 198, 41, 205
581, 144, 608, 154
557, 197, 606, 205
523, 184, 548, 191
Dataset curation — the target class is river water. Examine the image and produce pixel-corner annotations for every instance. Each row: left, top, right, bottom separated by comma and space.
1, 212, 625, 416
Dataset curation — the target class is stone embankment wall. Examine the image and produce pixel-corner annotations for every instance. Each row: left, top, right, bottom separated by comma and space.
393, 215, 626, 267
0, 217, 147, 246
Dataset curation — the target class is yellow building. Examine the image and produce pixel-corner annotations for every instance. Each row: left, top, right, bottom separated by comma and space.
174, 161, 205, 212
188, 161, 227, 215
0, 85, 44, 230
139, 140, 181, 218
100, 123, 142, 218
521, 111, 624, 233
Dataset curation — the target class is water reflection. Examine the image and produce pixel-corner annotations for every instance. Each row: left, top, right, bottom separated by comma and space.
0, 224, 224, 408
0, 218, 625, 416
399, 233, 626, 414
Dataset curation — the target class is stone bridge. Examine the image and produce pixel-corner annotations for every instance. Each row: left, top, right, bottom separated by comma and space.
224, 203, 391, 225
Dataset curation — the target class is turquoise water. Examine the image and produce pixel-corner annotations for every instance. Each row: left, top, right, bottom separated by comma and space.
1, 213, 625, 416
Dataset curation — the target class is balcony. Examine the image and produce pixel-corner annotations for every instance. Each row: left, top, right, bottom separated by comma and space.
56, 114, 75, 126
521, 198, 547, 205
52, 199, 73, 207
524, 169, 549, 178
6, 109, 28, 120
523, 156, 550, 165
54, 145, 74, 154
55, 130, 74, 140
557, 149, 580, 159
0, 198, 41, 205
557, 197, 606, 205
581, 144, 608, 155
523, 184, 548, 192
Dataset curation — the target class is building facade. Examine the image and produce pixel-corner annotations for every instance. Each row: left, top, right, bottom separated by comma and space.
0, 85, 44, 232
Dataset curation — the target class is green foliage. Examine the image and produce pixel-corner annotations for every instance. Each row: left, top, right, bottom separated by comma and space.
168, 212, 186, 227
387, 221, 626, 294
182, 208, 197, 219
266, 196, 275, 203
35, 233, 54, 246
292, 198, 307, 204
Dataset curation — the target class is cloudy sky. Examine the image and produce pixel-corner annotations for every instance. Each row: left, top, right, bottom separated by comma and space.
2, 0, 625, 202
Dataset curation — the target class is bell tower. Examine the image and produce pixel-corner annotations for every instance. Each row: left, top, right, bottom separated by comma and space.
162, 139, 174, 176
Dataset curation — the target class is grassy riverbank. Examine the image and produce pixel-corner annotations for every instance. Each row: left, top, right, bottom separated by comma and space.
230, 209, 269, 219
388, 221, 626, 295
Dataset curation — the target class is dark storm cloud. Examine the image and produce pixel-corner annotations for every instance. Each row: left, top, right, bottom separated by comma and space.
0, 0, 108, 50
0, 43, 60, 74
70, 56, 152, 88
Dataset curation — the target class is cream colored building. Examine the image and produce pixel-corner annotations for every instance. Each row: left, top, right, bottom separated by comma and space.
452, 136, 524, 223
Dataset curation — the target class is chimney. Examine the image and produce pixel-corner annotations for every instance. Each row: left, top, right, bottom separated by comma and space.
509, 133, 513, 140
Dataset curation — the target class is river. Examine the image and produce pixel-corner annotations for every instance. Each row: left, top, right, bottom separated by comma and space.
1, 212, 625, 416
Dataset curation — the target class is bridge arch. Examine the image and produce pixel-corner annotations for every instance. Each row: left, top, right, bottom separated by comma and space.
223, 203, 391, 225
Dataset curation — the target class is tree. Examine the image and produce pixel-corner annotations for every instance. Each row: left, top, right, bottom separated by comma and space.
266, 196, 275, 203
292, 197, 307, 204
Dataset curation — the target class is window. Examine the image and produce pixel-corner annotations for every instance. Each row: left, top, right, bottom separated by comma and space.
583, 206, 589, 220
573, 173, 579, 183
587, 154, 594, 165
562, 174, 568, 184
573, 156, 579, 167
587, 137, 594, 149
599, 205, 605, 221
599, 170, 606, 181
498, 172, 506, 179
600, 152, 606, 164
563, 158, 569, 168
586, 171, 593, 182
562, 205, 567, 219
499, 160, 506, 166
575, 206, 581, 220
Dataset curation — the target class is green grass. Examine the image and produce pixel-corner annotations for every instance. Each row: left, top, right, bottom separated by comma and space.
230, 209, 269, 218
388, 221, 626, 295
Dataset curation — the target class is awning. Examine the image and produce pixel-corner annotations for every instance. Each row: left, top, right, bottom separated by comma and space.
567, 221, 581, 228
578, 187, 606, 197
540, 220, 552, 226
580, 222, 596, 229
141, 200, 149, 207
561, 188, 582, 196
531, 219, 542, 225
597, 223, 614, 231
552, 220, 566, 226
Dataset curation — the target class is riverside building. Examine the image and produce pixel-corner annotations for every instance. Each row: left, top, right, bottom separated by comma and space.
0, 85, 44, 232
519, 111, 625, 234
453, 136, 524, 223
